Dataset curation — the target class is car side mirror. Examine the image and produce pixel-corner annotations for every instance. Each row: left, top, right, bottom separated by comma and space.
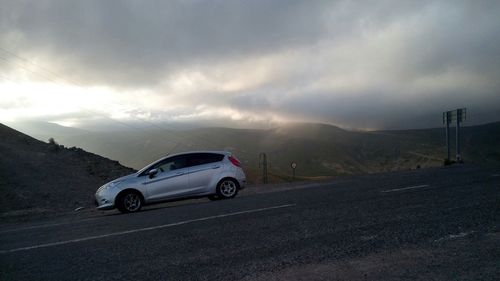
148, 168, 159, 178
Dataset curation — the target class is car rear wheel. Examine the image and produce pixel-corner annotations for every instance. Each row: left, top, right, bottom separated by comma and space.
117, 191, 143, 213
216, 178, 238, 199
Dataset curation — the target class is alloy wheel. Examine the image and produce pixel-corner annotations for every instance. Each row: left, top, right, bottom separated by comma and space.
123, 193, 141, 212
219, 180, 237, 198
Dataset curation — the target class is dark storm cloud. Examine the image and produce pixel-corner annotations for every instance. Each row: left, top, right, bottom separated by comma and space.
1, 0, 330, 86
1, 0, 500, 129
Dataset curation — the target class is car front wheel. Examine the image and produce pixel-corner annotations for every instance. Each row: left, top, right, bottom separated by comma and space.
216, 179, 238, 199
117, 191, 143, 213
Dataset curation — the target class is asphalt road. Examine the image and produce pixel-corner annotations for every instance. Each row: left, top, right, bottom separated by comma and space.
1, 165, 499, 280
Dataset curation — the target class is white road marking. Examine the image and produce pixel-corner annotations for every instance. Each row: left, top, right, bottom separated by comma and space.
381, 184, 430, 193
0, 217, 101, 234
434, 231, 475, 242
0, 204, 296, 254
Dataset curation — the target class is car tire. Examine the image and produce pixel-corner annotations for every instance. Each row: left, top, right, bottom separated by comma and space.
116, 190, 143, 213
216, 178, 238, 199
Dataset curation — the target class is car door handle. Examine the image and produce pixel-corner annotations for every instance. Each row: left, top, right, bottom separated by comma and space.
176, 172, 185, 175
212, 165, 221, 169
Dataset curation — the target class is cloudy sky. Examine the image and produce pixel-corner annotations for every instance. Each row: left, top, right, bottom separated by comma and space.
1, 0, 499, 130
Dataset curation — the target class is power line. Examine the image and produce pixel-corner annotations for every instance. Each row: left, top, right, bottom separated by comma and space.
0, 55, 66, 85
0, 47, 79, 85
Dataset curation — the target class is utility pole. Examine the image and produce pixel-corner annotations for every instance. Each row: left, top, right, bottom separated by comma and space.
259, 153, 268, 184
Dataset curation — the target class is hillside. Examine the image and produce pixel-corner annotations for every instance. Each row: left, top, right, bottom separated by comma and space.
6, 121, 500, 185
0, 124, 136, 217
4, 121, 89, 141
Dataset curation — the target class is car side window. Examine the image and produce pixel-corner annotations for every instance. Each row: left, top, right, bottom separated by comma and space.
187, 153, 224, 167
149, 155, 188, 174
206, 153, 224, 163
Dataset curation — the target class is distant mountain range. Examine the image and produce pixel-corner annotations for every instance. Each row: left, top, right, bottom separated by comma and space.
7, 121, 500, 184
0, 123, 135, 218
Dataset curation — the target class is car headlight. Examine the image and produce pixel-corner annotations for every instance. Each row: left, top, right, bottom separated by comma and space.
98, 180, 122, 192
107, 181, 121, 188
106, 180, 123, 190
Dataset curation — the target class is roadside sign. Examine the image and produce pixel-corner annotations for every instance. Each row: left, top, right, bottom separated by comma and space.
443, 108, 466, 124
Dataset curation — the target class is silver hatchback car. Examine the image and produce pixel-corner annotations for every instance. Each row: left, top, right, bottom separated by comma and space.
95, 151, 246, 213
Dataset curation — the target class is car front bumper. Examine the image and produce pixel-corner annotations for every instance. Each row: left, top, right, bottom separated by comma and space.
95, 190, 116, 210
96, 202, 115, 210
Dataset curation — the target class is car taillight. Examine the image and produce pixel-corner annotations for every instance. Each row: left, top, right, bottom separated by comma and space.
228, 155, 241, 167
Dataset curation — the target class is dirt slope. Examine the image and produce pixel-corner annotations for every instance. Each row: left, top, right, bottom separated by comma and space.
0, 123, 136, 217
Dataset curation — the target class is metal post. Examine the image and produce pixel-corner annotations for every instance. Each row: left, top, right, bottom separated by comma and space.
259, 153, 268, 184
442, 108, 466, 165
456, 109, 461, 162
290, 162, 297, 181
446, 111, 450, 162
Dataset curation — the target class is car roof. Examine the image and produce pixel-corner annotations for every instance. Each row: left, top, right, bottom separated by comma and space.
166, 150, 230, 158
136, 151, 231, 174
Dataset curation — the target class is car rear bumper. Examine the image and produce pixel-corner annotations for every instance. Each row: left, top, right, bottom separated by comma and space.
237, 178, 247, 189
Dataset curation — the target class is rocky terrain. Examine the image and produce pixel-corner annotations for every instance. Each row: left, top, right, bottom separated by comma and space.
0, 123, 136, 219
